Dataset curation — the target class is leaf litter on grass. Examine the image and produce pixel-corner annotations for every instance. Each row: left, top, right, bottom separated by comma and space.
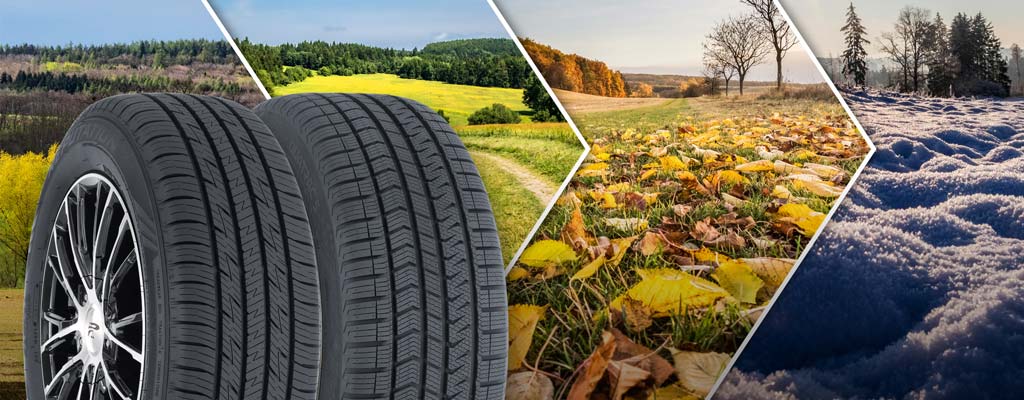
506, 109, 868, 399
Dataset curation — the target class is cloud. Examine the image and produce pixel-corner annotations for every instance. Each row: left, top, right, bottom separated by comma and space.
433, 32, 450, 41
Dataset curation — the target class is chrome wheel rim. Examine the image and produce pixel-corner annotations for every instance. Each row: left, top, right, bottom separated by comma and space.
40, 173, 144, 399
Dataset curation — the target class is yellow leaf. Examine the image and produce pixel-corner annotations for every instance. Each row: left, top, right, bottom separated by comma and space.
605, 218, 648, 232
715, 170, 748, 186
771, 185, 792, 199
659, 155, 691, 171
740, 257, 795, 290
507, 267, 530, 281
647, 383, 701, 400
571, 255, 606, 281
791, 177, 843, 198
607, 236, 638, 267
735, 159, 774, 172
670, 350, 732, 396
691, 247, 732, 264
519, 240, 578, 269
606, 182, 631, 192
804, 162, 843, 179
777, 203, 826, 237
594, 152, 612, 161
578, 162, 609, 177
610, 269, 728, 316
639, 169, 658, 181
508, 305, 547, 371
712, 261, 765, 303
675, 171, 699, 186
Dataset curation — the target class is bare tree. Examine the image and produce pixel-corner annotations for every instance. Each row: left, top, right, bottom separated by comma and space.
741, 0, 797, 90
705, 15, 770, 95
880, 6, 932, 92
703, 47, 737, 96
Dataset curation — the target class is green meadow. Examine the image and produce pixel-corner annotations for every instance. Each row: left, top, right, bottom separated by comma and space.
273, 73, 531, 127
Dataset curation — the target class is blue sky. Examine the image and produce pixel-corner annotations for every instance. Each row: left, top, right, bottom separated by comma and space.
209, 0, 509, 49
0, 0, 221, 45
494, 0, 824, 83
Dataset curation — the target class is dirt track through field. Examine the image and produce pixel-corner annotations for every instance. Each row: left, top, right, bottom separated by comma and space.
469, 151, 558, 203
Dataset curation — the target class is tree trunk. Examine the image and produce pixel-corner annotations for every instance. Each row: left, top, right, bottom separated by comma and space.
739, 73, 746, 95
776, 53, 783, 90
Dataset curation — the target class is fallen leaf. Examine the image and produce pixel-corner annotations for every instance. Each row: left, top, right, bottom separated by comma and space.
567, 331, 616, 400
735, 159, 774, 172
659, 155, 692, 171
507, 267, 530, 281
776, 203, 826, 237
506, 371, 555, 400
578, 162, 610, 177
647, 383, 700, 400
610, 269, 728, 316
740, 257, 794, 290
714, 170, 749, 186
608, 360, 650, 400
672, 204, 692, 218
605, 218, 649, 232
607, 236, 639, 267
640, 169, 658, 181
618, 297, 654, 331
571, 255, 606, 281
610, 329, 674, 385
520, 240, 578, 269
671, 350, 731, 396
712, 261, 764, 303
508, 305, 547, 371
790, 177, 843, 198
636, 232, 665, 256
561, 206, 591, 251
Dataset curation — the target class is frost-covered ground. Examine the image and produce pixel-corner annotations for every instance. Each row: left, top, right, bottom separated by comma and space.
716, 90, 1024, 399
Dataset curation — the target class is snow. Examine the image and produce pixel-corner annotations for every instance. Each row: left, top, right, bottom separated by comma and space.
717, 90, 1024, 399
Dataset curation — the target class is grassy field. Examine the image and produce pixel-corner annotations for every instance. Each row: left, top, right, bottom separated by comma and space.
457, 123, 580, 183
274, 73, 532, 126
506, 93, 868, 398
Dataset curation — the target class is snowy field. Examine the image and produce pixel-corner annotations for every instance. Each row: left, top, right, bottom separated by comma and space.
717, 90, 1024, 399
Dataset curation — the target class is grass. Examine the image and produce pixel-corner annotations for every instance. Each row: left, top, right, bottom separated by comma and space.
507, 94, 869, 396
471, 154, 546, 263
570, 98, 691, 140
458, 123, 581, 183
0, 289, 22, 399
273, 73, 531, 126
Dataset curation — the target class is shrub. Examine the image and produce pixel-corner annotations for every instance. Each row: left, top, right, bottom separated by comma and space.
467, 103, 521, 125
0, 145, 55, 287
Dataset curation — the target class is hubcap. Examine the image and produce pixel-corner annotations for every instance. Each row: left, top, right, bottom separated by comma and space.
39, 173, 145, 399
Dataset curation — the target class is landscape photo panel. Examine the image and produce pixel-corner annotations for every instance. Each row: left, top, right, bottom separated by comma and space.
492, 0, 872, 398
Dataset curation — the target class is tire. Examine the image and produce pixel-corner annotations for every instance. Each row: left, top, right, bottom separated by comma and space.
254, 93, 507, 399
23, 93, 321, 399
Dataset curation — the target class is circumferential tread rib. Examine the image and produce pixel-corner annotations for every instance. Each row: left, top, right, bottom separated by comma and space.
255, 93, 506, 400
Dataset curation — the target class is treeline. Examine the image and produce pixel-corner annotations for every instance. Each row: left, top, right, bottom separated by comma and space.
0, 70, 244, 96
238, 38, 533, 89
521, 38, 628, 97
0, 39, 237, 68
841, 4, 1013, 97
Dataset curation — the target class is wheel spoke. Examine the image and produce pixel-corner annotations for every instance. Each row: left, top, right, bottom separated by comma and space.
63, 202, 93, 293
99, 217, 130, 302
106, 332, 142, 363
92, 188, 115, 284
41, 324, 77, 352
44, 353, 83, 395
43, 311, 70, 327
101, 360, 129, 399
111, 312, 142, 331
50, 234, 83, 309
101, 246, 134, 304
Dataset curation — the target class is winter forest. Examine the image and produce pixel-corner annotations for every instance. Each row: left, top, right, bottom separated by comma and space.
829, 2, 1021, 97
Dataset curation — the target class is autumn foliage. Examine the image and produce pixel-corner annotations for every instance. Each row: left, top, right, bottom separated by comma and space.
522, 38, 628, 97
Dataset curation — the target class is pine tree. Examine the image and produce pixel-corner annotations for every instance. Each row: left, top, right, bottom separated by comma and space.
840, 2, 870, 85
926, 13, 954, 96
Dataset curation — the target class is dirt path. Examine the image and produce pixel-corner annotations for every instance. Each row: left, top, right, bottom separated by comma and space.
469, 151, 558, 203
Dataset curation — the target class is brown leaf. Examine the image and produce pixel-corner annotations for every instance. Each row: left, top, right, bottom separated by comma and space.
636, 232, 665, 256
587, 236, 612, 260
567, 331, 616, 400
690, 219, 721, 243
610, 329, 674, 386
506, 371, 555, 400
619, 298, 654, 331
607, 361, 650, 400
672, 204, 692, 218
561, 206, 591, 251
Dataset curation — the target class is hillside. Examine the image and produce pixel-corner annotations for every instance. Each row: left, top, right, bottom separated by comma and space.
520, 38, 627, 97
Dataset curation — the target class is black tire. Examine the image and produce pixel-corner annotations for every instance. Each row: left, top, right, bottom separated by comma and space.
23, 93, 321, 399
254, 93, 507, 399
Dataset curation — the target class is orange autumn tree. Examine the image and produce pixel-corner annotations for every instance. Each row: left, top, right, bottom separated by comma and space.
521, 38, 627, 97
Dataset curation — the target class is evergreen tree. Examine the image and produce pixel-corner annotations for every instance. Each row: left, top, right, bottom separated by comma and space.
926, 13, 954, 96
522, 74, 564, 122
840, 2, 870, 85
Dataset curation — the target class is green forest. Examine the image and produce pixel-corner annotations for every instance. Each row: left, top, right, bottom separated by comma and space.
239, 38, 534, 90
